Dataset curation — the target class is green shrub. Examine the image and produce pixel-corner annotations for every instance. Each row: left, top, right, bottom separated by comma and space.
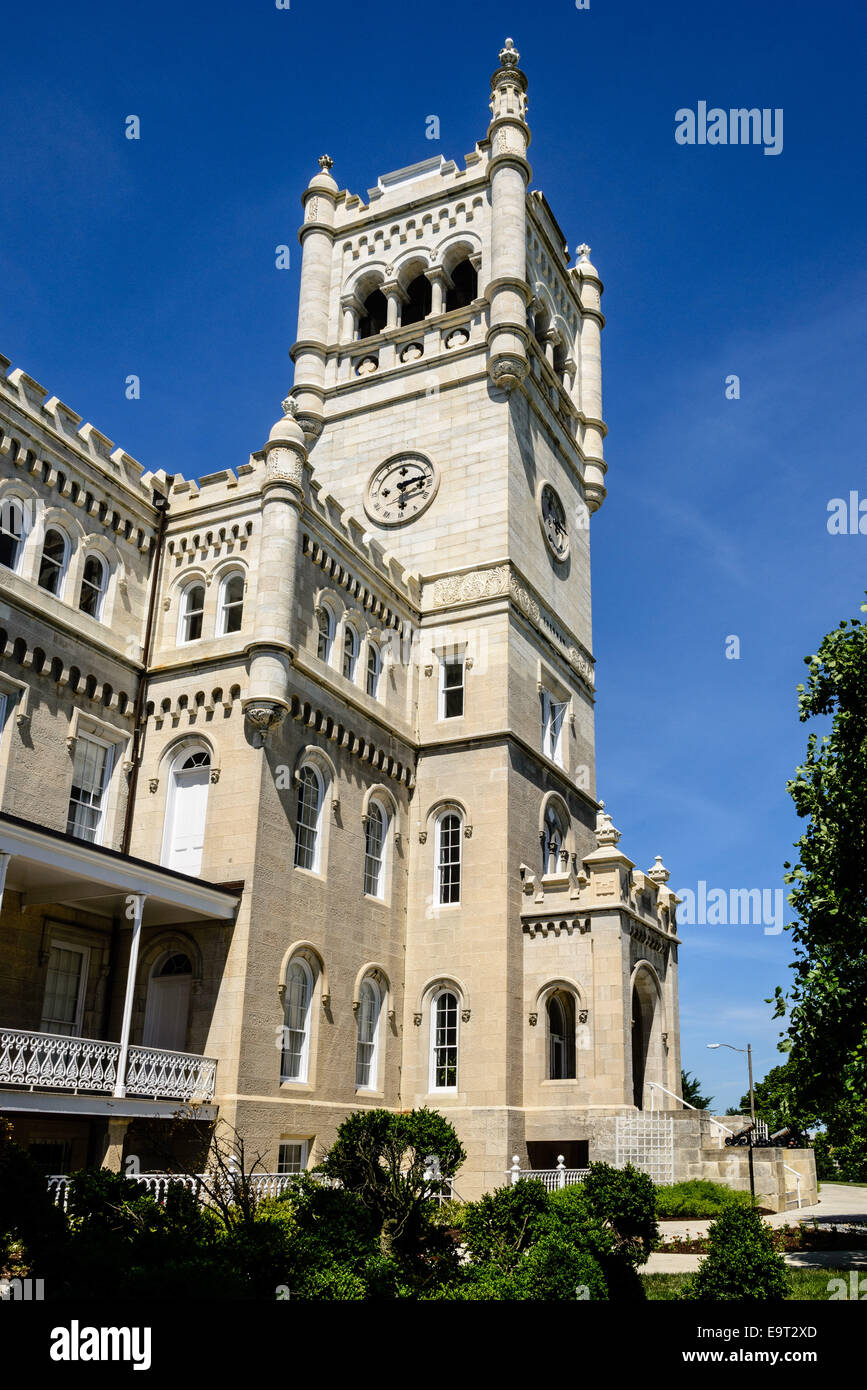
0, 1117, 67, 1276
582, 1163, 658, 1267
655, 1179, 753, 1220
460, 1179, 550, 1270
680, 1204, 790, 1301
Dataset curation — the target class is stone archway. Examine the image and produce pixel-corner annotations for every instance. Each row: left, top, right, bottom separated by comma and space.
631, 973, 657, 1109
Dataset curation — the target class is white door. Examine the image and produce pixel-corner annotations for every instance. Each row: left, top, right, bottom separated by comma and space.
143, 960, 192, 1051
164, 755, 210, 875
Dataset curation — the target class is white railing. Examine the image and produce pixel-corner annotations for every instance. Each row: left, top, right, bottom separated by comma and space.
783, 1162, 803, 1209
508, 1155, 589, 1191
47, 1170, 303, 1211
0, 1028, 216, 1102
646, 1081, 735, 1148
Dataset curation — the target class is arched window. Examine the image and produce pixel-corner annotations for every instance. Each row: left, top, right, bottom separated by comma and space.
547, 990, 576, 1080
178, 583, 205, 643
143, 952, 193, 1051
78, 553, 108, 619
543, 804, 567, 876
217, 571, 244, 635
363, 801, 388, 899
366, 641, 381, 699
294, 765, 324, 872
342, 624, 358, 681
430, 989, 459, 1091
435, 812, 462, 905
0, 497, 26, 572
38, 528, 69, 596
402, 273, 432, 327
281, 959, 313, 1082
355, 978, 381, 1090
445, 259, 478, 312
358, 287, 388, 339
316, 607, 334, 663
161, 746, 211, 875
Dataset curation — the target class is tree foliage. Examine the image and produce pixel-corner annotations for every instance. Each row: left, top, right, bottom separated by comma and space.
681, 1069, 713, 1111
772, 598, 867, 1121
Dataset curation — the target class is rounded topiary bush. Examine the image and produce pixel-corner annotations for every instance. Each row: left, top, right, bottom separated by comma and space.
680, 1203, 790, 1301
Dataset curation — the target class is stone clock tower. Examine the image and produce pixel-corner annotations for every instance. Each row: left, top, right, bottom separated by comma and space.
275, 38, 683, 1192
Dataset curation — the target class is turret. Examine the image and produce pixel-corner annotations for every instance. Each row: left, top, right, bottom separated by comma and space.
573, 243, 607, 512
485, 38, 532, 392
291, 155, 339, 443
243, 398, 307, 743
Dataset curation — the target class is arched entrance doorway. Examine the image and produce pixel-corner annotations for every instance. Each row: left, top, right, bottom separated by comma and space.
142, 952, 192, 1052
631, 974, 657, 1109
161, 745, 211, 875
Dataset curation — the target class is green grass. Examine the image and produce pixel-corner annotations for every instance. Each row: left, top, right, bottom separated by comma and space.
641, 1269, 853, 1301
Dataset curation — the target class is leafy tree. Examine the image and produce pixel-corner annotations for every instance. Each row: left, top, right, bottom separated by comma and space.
730, 1061, 810, 1141
318, 1107, 465, 1259
772, 599, 867, 1122
681, 1069, 713, 1110
680, 1204, 790, 1302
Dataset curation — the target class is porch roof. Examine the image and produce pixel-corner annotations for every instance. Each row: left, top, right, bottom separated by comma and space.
0, 812, 241, 926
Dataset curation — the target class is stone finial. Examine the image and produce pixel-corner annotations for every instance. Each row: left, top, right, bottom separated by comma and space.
648, 855, 671, 885
318, 154, 334, 172
576, 243, 592, 263
595, 800, 622, 848
499, 37, 520, 68
281, 395, 298, 417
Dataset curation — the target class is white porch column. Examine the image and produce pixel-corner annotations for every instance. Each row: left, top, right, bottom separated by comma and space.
113, 892, 146, 1098
0, 853, 10, 915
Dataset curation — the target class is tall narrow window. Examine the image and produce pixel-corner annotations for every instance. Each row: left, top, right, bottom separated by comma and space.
444, 259, 478, 312
439, 656, 465, 719
294, 765, 323, 872
363, 802, 387, 899
541, 690, 567, 765
436, 812, 462, 905
66, 735, 112, 844
40, 942, 89, 1036
547, 991, 576, 1079
355, 979, 381, 1090
217, 572, 244, 635
343, 625, 358, 681
78, 554, 108, 619
543, 804, 566, 876
430, 989, 458, 1091
316, 608, 334, 663
366, 642, 381, 698
179, 583, 205, 643
162, 747, 211, 876
38, 528, 68, 596
281, 960, 313, 1082
0, 498, 25, 571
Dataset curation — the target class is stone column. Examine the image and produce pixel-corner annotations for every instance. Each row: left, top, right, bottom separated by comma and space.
426, 267, 450, 317
100, 1118, 131, 1172
292, 155, 338, 443
114, 893, 146, 1099
243, 400, 308, 744
382, 282, 406, 330
574, 244, 608, 512
485, 39, 531, 392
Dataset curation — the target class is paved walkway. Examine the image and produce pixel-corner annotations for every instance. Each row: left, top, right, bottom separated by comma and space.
647, 1184, 867, 1274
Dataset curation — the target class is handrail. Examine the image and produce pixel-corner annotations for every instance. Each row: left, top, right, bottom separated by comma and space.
783, 1162, 803, 1209
646, 1081, 736, 1147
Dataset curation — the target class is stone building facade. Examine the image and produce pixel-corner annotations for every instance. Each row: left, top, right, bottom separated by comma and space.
0, 40, 688, 1198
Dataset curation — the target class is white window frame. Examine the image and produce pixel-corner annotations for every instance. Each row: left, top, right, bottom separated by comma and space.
438, 653, 465, 720
216, 570, 245, 636
177, 581, 206, 645
37, 525, 71, 599
0, 494, 30, 574
355, 978, 381, 1092
294, 764, 325, 874
316, 605, 335, 665
365, 641, 381, 699
541, 688, 568, 766
78, 551, 109, 621
277, 1139, 310, 1174
363, 799, 389, 900
429, 988, 459, 1093
342, 623, 359, 682
66, 731, 114, 846
40, 939, 91, 1037
434, 810, 462, 906
543, 803, 567, 876
281, 958, 314, 1083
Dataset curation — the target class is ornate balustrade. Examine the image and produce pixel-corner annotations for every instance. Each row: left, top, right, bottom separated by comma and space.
508, 1155, 589, 1191
0, 1028, 216, 1103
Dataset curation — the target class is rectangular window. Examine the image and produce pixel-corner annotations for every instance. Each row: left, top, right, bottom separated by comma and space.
66, 735, 112, 844
40, 942, 89, 1036
439, 657, 465, 719
277, 1140, 308, 1175
541, 689, 568, 766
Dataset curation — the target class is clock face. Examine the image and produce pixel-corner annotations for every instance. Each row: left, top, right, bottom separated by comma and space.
364, 452, 439, 525
539, 482, 569, 561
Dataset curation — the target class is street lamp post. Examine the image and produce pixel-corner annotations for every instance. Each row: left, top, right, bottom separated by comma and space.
707, 1041, 756, 1202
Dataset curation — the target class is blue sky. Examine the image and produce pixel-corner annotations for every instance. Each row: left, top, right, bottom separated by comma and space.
2, 1, 865, 1110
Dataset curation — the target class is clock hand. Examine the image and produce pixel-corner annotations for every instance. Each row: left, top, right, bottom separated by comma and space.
395, 474, 424, 492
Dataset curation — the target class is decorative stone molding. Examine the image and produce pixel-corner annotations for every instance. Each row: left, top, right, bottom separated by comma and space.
418, 829, 428, 844
529, 1012, 538, 1027
413, 1013, 422, 1027
464, 824, 473, 838
400, 342, 424, 363
489, 354, 528, 391
461, 1008, 471, 1024
578, 1009, 589, 1025
444, 327, 469, 349
148, 778, 159, 794
296, 415, 324, 441
265, 447, 304, 488
209, 768, 220, 784
355, 356, 379, 376
244, 701, 287, 744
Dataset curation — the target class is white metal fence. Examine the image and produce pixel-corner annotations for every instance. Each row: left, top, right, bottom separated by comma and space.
508, 1155, 590, 1191
0, 1028, 216, 1102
